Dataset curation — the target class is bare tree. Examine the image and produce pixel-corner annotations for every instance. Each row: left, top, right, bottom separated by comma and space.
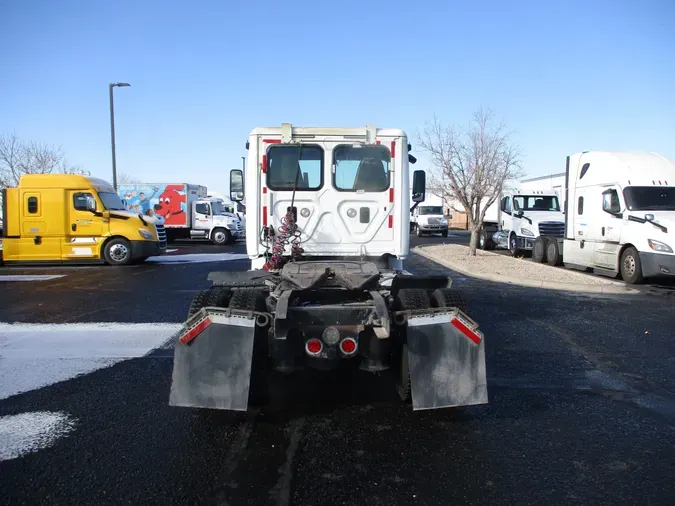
117, 173, 141, 185
418, 108, 524, 255
0, 132, 89, 188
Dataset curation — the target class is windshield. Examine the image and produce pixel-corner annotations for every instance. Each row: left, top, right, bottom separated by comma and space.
211, 201, 225, 215
513, 195, 560, 212
623, 187, 675, 211
419, 206, 443, 215
98, 191, 126, 211
334, 145, 390, 192
267, 145, 323, 190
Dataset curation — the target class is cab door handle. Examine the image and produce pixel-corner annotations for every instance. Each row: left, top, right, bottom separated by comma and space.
71, 223, 77, 231
601, 226, 605, 236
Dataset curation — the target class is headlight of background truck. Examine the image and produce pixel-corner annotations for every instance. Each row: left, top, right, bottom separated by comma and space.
520, 228, 534, 237
648, 239, 673, 253
138, 229, 154, 240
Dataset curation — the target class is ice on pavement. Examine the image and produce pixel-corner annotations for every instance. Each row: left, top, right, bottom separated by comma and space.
146, 253, 248, 263
0, 322, 181, 400
0, 411, 76, 462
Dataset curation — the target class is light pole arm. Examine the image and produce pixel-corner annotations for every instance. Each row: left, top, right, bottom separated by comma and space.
109, 84, 118, 191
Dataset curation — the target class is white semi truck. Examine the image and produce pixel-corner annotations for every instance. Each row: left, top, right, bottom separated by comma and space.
479, 189, 566, 258
545, 151, 675, 283
168, 124, 488, 412
118, 183, 244, 245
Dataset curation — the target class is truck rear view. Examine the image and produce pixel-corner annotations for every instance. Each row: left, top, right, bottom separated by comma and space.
168, 124, 488, 412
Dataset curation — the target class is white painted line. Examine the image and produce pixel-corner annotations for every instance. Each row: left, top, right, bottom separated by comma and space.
166, 249, 178, 253
146, 253, 248, 264
401, 270, 413, 275
0, 322, 181, 400
0, 411, 76, 462
0, 275, 66, 282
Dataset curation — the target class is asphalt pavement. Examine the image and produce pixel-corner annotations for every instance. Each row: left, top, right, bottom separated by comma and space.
1, 237, 674, 505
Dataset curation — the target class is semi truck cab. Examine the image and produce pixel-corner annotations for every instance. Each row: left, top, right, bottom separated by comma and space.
1, 174, 166, 265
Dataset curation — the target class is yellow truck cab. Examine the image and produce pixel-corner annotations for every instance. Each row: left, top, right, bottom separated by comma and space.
1, 174, 167, 265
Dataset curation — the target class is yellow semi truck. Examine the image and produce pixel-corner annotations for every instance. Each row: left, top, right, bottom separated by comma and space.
1, 174, 167, 265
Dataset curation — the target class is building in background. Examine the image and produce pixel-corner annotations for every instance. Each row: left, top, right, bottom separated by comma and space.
520, 172, 566, 210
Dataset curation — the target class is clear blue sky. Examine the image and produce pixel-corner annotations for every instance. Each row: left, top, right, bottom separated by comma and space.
1, 0, 674, 195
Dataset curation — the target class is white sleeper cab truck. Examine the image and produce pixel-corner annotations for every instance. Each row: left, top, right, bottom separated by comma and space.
168, 124, 488, 413
548, 151, 675, 284
410, 194, 448, 237
117, 183, 244, 245
479, 190, 565, 258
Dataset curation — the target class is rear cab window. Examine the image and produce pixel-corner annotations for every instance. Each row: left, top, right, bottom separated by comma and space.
333, 144, 391, 192
266, 145, 323, 191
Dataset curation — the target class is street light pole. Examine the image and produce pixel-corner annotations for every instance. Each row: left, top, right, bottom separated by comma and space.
109, 82, 130, 191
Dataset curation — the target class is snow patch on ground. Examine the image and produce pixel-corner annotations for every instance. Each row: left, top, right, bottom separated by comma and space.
145, 253, 248, 264
0, 322, 181, 400
0, 275, 66, 282
0, 411, 76, 461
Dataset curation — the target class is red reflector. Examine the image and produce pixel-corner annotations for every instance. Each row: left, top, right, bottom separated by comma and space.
376, 140, 381, 145
262, 155, 267, 173
340, 338, 356, 354
391, 141, 396, 158
388, 215, 393, 228
306, 339, 322, 355
179, 317, 212, 345
263, 206, 267, 226
389, 188, 394, 202
450, 317, 482, 345
263, 139, 281, 144
263, 187, 267, 194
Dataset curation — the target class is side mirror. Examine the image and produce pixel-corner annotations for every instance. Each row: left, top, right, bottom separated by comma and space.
86, 197, 97, 212
411, 170, 426, 202
230, 169, 244, 202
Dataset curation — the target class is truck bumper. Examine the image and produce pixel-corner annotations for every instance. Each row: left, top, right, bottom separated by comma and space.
516, 236, 535, 250
639, 252, 675, 277
230, 229, 246, 239
418, 225, 448, 232
130, 240, 165, 258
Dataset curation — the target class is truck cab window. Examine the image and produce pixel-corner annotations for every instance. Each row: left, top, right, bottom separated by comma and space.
334, 145, 391, 192
27, 196, 38, 214
602, 189, 621, 214
501, 197, 512, 213
196, 203, 210, 215
73, 192, 94, 211
267, 145, 323, 191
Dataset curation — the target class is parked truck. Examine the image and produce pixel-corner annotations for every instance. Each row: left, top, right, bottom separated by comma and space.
1, 174, 166, 265
117, 183, 244, 245
478, 189, 566, 259
544, 151, 675, 283
410, 194, 448, 236
168, 124, 488, 412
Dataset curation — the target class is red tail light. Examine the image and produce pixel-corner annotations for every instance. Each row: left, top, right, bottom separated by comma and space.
339, 337, 357, 355
305, 338, 323, 356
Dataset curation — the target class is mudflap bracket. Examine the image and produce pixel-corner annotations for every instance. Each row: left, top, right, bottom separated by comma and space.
395, 308, 488, 410
169, 307, 272, 411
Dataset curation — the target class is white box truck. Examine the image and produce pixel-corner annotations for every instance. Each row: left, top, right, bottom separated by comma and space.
118, 183, 244, 245
545, 151, 675, 283
410, 193, 448, 236
479, 189, 566, 256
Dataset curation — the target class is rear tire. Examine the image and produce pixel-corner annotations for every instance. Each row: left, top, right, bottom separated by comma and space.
546, 238, 563, 266
229, 288, 269, 406
532, 237, 548, 263
430, 288, 468, 313
393, 289, 431, 403
187, 290, 210, 319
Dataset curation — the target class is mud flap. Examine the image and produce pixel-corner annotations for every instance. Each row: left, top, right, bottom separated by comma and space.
405, 310, 488, 410
169, 308, 261, 411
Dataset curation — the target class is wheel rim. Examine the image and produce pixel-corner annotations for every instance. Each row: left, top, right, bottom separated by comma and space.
479, 235, 485, 247
109, 243, 129, 262
510, 237, 516, 251
214, 231, 226, 243
623, 255, 636, 277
